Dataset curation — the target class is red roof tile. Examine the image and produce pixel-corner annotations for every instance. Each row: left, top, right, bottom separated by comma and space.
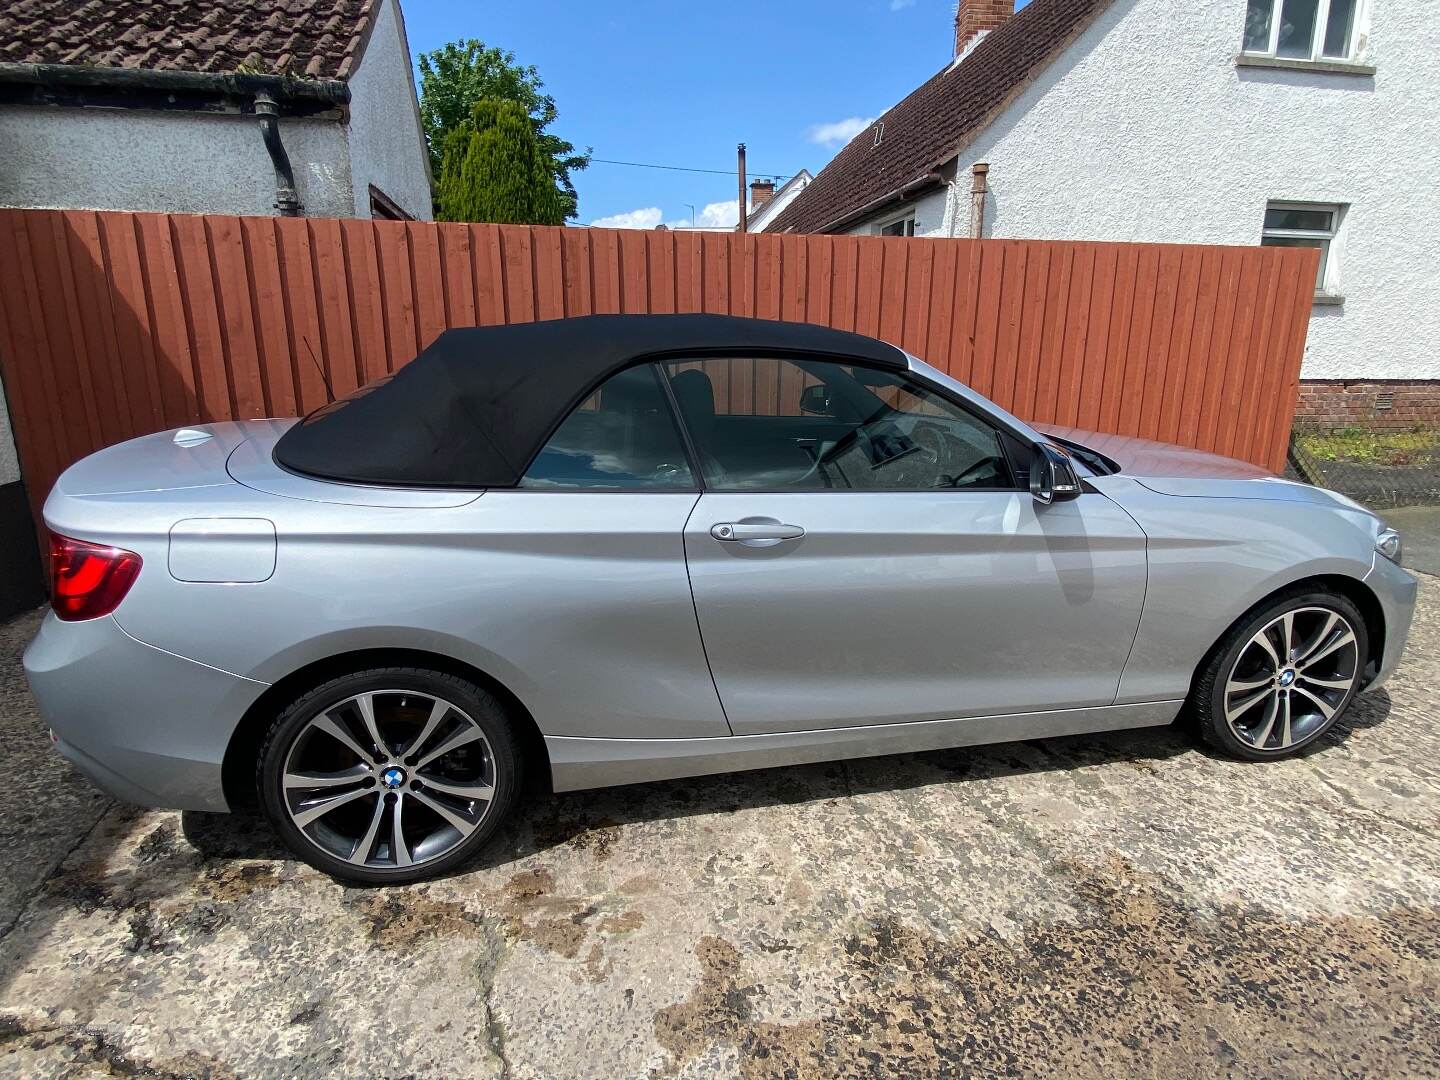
768, 0, 1113, 234
0, 0, 378, 81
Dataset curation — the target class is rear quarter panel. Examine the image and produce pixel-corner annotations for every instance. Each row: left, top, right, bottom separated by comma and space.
58, 486, 728, 742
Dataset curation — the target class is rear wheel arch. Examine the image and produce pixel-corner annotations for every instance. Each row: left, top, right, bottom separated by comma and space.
222, 648, 550, 810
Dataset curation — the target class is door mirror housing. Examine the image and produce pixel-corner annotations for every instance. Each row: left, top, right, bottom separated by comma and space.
798, 384, 832, 416
1030, 443, 1082, 504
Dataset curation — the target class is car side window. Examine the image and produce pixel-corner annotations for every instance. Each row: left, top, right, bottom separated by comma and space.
662, 357, 1015, 492
519, 364, 695, 490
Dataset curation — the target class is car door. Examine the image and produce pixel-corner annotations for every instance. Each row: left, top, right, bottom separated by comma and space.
666, 356, 1148, 736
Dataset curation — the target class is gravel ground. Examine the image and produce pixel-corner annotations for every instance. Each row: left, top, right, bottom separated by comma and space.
1, 577, 1437, 1079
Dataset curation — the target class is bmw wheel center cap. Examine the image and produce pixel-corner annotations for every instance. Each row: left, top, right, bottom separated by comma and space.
1278, 670, 1296, 688
381, 766, 407, 789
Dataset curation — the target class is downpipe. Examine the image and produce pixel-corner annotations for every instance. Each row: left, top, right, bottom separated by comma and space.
254, 91, 302, 217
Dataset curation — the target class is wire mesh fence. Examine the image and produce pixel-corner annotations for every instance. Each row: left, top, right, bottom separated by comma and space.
1286, 421, 1440, 509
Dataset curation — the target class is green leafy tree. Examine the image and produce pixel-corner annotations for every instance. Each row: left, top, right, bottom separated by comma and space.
419, 39, 588, 220
436, 98, 565, 225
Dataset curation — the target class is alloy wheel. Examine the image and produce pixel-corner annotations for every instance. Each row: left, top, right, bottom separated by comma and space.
281, 690, 498, 870
1223, 606, 1360, 752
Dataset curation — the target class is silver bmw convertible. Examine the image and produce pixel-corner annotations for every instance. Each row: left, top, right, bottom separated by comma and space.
25, 314, 1415, 884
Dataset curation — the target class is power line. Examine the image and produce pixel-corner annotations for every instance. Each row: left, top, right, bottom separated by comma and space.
590, 157, 796, 180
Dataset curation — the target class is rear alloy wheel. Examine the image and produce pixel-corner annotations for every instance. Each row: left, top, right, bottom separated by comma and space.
1196, 591, 1368, 761
260, 669, 520, 884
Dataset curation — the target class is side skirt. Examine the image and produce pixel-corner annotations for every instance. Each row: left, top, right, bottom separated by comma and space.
546, 700, 1184, 792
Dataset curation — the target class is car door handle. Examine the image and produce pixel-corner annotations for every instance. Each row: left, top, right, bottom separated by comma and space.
710, 522, 806, 542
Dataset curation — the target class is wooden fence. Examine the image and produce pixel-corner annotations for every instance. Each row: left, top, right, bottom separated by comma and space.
0, 209, 1317, 522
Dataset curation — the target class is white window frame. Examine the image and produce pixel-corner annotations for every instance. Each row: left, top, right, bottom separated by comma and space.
874, 211, 917, 238
1242, 0, 1366, 62
1260, 200, 1345, 300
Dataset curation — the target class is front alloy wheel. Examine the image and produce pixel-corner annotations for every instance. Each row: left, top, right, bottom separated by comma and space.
1224, 607, 1360, 751
1197, 590, 1368, 761
260, 670, 520, 884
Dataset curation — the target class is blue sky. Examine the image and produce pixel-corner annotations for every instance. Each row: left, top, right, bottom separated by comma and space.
399, 1, 1009, 227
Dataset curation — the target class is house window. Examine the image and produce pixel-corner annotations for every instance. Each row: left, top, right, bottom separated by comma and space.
1261, 201, 1342, 296
879, 216, 916, 237
1243, 0, 1361, 61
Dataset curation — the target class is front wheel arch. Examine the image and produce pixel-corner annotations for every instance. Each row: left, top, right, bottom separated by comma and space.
1190, 573, 1386, 702
222, 648, 550, 811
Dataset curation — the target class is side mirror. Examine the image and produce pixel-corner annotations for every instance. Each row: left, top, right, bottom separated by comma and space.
798, 384, 832, 416
1030, 443, 1082, 504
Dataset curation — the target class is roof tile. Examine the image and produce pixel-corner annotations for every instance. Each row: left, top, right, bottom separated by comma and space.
769, 0, 1113, 234
0, 0, 378, 81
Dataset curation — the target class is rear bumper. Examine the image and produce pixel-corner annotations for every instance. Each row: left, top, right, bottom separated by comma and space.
1362, 552, 1417, 691
23, 612, 267, 812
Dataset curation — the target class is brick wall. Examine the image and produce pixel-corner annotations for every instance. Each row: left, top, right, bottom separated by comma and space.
1295, 380, 1440, 427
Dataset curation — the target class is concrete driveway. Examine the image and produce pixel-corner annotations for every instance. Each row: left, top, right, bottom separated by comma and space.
1389, 504, 1440, 577
2, 578, 1438, 1079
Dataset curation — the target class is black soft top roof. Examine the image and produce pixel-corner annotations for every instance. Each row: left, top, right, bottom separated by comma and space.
273, 313, 908, 489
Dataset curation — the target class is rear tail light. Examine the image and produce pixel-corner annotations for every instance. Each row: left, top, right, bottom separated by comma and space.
49, 534, 142, 621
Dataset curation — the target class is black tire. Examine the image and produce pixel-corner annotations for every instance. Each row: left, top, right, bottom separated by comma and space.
258, 667, 521, 885
1194, 587, 1368, 761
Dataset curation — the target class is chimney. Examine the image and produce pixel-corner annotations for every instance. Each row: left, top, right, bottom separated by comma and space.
750, 179, 776, 211
954, 0, 1015, 58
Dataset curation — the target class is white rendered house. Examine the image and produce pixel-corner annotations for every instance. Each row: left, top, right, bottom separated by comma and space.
766, 0, 1437, 409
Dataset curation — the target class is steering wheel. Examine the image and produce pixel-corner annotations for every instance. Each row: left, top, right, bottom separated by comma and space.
909, 421, 951, 468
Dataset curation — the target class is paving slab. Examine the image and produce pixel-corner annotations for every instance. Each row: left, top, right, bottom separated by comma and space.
1, 577, 1438, 1078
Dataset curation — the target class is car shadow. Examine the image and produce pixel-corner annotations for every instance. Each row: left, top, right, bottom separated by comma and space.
177, 688, 1393, 879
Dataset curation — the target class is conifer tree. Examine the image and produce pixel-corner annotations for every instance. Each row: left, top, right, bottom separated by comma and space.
419, 39, 587, 220
436, 98, 565, 225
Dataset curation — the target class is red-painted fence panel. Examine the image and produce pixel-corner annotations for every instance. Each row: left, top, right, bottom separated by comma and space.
0, 209, 1316, 526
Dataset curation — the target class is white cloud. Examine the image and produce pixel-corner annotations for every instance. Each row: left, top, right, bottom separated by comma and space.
806, 116, 876, 148
697, 200, 740, 228
591, 200, 743, 232
662, 200, 742, 230
889, 0, 915, 9
589, 207, 663, 230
